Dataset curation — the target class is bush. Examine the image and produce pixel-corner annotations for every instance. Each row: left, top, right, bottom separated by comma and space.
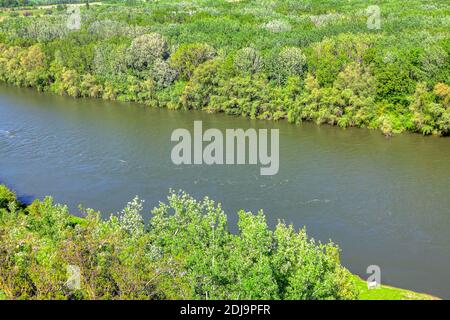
180, 57, 222, 110
151, 58, 178, 88
0, 185, 16, 210
150, 191, 358, 299
233, 47, 262, 75
127, 33, 169, 71
170, 43, 216, 80
0, 190, 358, 300
269, 47, 307, 84
263, 20, 291, 33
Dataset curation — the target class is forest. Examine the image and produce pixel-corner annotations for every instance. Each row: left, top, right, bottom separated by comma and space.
0, 0, 87, 8
0, 0, 448, 136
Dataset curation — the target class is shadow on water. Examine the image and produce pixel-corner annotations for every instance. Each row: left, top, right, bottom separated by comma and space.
16, 194, 36, 206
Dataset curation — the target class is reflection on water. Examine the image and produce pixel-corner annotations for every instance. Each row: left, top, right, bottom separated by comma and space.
1, 85, 450, 298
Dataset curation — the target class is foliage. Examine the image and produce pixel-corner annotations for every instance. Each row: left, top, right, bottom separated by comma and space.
0, 185, 358, 300
233, 47, 262, 75
268, 46, 308, 85
170, 43, 215, 80
126, 33, 169, 72
0, 0, 448, 135
0, 185, 17, 209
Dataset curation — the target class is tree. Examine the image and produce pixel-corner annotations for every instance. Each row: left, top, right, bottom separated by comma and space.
170, 43, 216, 80
308, 34, 376, 87
0, 185, 16, 210
151, 58, 178, 89
180, 57, 222, 110
127, 33, 169, 71
269, 47, 307, 84
233, 47, 262, 76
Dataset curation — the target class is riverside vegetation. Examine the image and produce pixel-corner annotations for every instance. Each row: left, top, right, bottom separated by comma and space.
0, 0, 448, 136
0, 184, 357, 299
0, 0, 447, 301
0, 185, 438, 300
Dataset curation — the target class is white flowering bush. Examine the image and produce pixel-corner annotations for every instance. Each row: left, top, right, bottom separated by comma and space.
127, 33, 169, 71
88, 19, 131, 39
278, 47, 307, 79
263, 19, 291, 33
117, 196, 145, 237
265, 47, 307, 84
93, 43, 128, 76
310, 13, 342, 27
151, 58, 178, 88
25, 18, 68, 41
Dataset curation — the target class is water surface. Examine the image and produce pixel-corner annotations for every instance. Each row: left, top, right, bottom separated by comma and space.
1, 85, 450, 298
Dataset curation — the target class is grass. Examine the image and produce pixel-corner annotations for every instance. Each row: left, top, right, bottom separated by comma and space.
353, 276, 439, 300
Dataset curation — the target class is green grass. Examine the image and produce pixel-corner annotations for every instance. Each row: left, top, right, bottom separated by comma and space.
353, 276, 439, 300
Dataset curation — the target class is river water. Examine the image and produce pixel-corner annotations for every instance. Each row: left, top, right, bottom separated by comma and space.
1, 85, 450, 298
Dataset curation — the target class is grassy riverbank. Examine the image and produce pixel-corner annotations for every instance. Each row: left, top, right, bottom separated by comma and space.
0, 184, 439, 300
0, 0, 449, 136
353, 277, 438, 300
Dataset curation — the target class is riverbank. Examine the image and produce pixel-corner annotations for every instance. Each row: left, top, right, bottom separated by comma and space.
0, 184, 440, 300
353, 277, 439, 300
0, 0, 448, 137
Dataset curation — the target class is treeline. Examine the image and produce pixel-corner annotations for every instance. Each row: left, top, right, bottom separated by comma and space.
0, 184, 357, 299
0, 0, 449, 136
0, 0, 90, 8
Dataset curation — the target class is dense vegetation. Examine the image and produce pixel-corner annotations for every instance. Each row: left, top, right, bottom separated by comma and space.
0, 184, 358, 299
0, 0, 89, 8
0, 0, 449, 136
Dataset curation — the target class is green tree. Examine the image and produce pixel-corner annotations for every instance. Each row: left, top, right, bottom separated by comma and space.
127, 33, 169, 71
170, 43, 216, 80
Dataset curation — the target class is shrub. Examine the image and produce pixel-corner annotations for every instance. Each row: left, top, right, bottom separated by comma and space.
93, 43, 128, 77
309, 34, 376, 87
0, 185, 16, 210
180, 57, 222, 110
151, 59, 178, 88
263, 20, 291, 33
150, 191, 358, 299
0, 190, 358, 300
127, 33, 169, 71
269, 47, 307, 84
170, 43, 216, 80
233, 47, 262, 75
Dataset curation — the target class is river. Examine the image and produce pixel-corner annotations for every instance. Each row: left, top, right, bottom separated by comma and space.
1, 84, 450, 298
